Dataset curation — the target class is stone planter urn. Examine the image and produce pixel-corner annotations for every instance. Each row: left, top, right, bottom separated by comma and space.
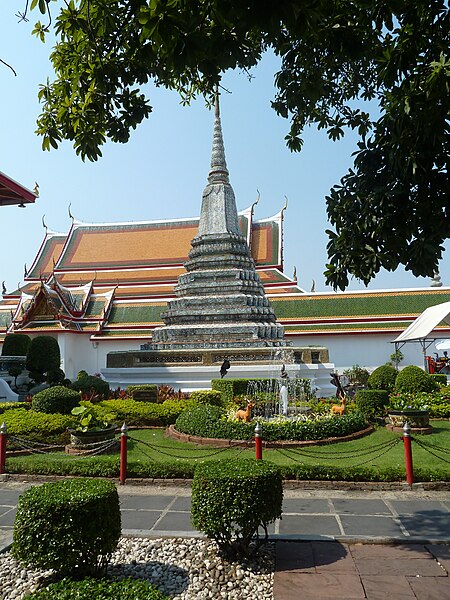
387, 409, 432, 434
65, 426, 119, 455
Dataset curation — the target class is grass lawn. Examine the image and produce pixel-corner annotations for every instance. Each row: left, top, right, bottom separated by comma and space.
5, 421, 450, 481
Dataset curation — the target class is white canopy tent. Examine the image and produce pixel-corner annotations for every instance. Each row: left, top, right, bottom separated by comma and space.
392, 300, 450, 366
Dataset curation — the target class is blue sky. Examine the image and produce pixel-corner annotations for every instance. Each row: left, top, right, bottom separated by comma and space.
0, 4, 447, 294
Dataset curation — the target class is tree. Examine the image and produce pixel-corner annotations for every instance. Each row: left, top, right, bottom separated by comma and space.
1, 333, 31, 356
15, 1, 450, 288
26, 335, 61, 384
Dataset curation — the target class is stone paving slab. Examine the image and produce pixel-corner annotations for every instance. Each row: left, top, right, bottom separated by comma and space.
273, 542, 450, 600
339, 514, 404, 537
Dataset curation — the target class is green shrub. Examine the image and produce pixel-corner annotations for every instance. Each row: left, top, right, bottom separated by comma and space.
189, 390, 223, 406
355, 389, 390, 418
342, 365, 370, 387
175, 405, 368, 442
0, 401, 30, 414
98, 398, 195, 426
1, 333, 31, 356
395, 365, 438, 393
2, 408, 70, 442
367, 365, 397, 392
25, 577, 170, 600
12, 478, 121, 577
71, 374, 110, 400
431, 373, 448, 386
192, 459, 282, 557
26, 336, 61, 384
127, 384, 158, 402
32, 385, 81, 414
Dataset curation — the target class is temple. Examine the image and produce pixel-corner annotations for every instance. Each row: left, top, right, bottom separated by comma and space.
1, 106, 450, 389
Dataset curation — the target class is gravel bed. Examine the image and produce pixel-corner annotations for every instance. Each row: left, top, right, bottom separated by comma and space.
0, 537, 274, 599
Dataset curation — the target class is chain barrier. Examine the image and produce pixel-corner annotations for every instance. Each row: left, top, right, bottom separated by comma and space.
129, 435, 247, 460
412, 436, 450, 465
273, 437, 402, 468
8, 435, 118, 458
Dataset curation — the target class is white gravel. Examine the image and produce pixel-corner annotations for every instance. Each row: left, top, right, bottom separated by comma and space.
0, 537, 274, 599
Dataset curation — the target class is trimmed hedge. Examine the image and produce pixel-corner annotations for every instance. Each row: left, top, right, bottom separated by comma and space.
32, 385, 81, 415
395, 366, 438, 393
367, 365, 397, 392
71, 374, 110, 400
2, 408, 70, 445
431, 373, 448, 385
189, 390, 223, 406
6, 454, 450, 483
355, 389, 390, 418
0, 402, 30, 414
98, 398, 196, 426
175, 405, 368, 442
12, 478, 121, 577
192, 459, 282, 557
25, 578, 170, 600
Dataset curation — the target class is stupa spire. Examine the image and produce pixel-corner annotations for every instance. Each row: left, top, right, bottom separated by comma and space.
208, 94, 230, 185
197, 91, 240, 236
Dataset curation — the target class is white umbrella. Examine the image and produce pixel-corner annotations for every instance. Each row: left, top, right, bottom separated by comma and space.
435, 339, 450, 351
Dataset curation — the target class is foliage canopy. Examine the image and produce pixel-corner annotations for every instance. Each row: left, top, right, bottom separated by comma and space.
16, 1, 450, 288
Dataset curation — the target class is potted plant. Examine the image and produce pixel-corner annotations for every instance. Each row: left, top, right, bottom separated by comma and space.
387, 392, 431, 430
67, 404, 118, 453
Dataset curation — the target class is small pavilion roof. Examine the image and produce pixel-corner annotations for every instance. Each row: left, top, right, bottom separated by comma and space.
0, 171, 37, 206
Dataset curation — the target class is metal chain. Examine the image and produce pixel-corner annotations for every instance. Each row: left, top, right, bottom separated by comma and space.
270, 437, 400, 461
412, 436, 450, 465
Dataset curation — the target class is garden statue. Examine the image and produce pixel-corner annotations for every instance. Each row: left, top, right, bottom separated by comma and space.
279, 364, 289, 416
220, 359, 230, 378
236, 399, 254, 422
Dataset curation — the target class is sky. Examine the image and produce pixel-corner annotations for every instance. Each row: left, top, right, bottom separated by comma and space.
0, 4, 448, 295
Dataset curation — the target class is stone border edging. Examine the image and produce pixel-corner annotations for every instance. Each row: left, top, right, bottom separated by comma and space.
166, 423, 374, 448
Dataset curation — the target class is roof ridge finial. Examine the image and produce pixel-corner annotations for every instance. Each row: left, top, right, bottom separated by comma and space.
208, 87, 229, 185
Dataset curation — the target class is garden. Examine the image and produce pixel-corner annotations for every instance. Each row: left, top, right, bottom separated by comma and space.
1, 335, 450, 597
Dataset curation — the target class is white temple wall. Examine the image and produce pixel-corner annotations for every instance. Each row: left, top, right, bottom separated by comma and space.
290, 333, 427, 373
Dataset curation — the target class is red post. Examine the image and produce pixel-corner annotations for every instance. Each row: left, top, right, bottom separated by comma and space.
255, 422, 262, 460
119, 422, 128, 485
0, 422, 7, 475
403, 422, 414, 485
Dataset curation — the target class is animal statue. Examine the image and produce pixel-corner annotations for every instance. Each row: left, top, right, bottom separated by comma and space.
331, 395, 346, 416
236, 399, 255, 422
220, 359, 230, 378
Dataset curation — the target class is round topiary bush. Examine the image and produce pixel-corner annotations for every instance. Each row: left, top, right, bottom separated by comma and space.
367, 365, 397, 392
71, 373, 110, 400
355, 389, 390, 418
32, 385, 81, 414
192, 459, 282, 558
395, 365, 438, 393
12, 478, 121, 577
1, 333, 31, 356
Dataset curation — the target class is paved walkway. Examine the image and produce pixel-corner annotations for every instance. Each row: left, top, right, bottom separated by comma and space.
1, 481, 450, 598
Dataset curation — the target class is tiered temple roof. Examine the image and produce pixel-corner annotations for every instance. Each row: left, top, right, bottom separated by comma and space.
0, 197, 302, 341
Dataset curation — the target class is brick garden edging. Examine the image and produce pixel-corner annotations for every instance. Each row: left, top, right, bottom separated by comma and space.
166, 423, 374, 448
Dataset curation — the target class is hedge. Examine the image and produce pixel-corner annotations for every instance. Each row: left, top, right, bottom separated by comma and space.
97, 398, 196, 426
12, 478, 121, 577
0, 402, 30, 414
355, 389, 390, 418
367, 365, 397, 392
395, 366, 438, 393
175, 405, 368, 442
127, 384, 158, 403
192, 459, 282, 557
32, 386, 81, 415
26, 578, 170, 600
1, 408, 70, 446
189, 390, 223, 406
71, 374, 110, 400
7, 455, 450, 483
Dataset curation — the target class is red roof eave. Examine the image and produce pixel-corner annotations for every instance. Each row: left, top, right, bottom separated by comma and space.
0, 171, 37, 206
